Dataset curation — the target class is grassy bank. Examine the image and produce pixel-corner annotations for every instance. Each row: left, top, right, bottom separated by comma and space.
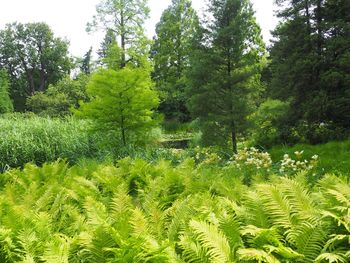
269, 138, 350, 174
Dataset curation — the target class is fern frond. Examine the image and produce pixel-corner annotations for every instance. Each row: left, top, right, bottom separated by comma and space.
189, 220, 231, 263
315, 253, 348, 263
256, 184, 295, 229
130, 207, 150, 237
40, 234, 70, 263
286, 221, 328, 262
237, 248, 280, 263
178, 235, 208, 263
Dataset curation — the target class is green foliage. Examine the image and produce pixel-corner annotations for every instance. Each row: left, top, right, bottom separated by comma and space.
0, 70, 13, 114
0, 114, 97, 171
75, 67, 160, 146
88, 0, 150, 68
270, 138, 350, 175
0, 22, 72, 111
152, 0, 199, 122
0, 156, 349, 262
26, 75, 89, 117
250, 99, 290, 148
187, 0, 266, 153
267, 0, 350, 144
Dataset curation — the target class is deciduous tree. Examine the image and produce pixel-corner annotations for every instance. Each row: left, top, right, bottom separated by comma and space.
88, 0, 150, 68
0, 22, 72, 110
75, 67, 159, 146
0, 69, 13, 114
152, 0, 200, 122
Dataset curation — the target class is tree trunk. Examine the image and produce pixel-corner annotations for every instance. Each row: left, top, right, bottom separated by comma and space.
121, 115, 126, 146
120, 9, 126, 68
231, 127, 237, 154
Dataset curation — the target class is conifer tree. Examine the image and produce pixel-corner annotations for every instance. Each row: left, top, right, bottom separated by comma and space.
187, 0, 265, 153
268, 0, 350, 142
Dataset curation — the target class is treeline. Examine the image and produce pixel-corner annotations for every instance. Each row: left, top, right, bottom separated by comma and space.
0, 0, 349, 152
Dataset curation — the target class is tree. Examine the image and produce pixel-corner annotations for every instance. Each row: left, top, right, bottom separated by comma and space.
268, 0, 350, 143
187, 0, 265, 153
27, 74, 90, 117
0, 22, 72, 111
80, 47, 93, 75
152, 0, 200, 122
97, 29, 117, 61
87, 0, 150, 68
75, 67, 159, 146
0, 69, 13, 114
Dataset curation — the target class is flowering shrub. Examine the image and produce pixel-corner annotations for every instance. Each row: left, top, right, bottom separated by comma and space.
279, 151, 318, 174
193, 146, 222, 166
228, 147, 319, 178
229, 147, 272, 170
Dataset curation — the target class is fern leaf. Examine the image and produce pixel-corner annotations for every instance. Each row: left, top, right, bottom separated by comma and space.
189, 220, 231, 263
237, 248, 280, 263
315, 253, 347, 263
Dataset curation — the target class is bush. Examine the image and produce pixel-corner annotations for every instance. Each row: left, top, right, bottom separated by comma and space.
0, 113, 97, 170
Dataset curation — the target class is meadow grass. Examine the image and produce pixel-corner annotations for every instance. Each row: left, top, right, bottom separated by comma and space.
269, 138, 350, 174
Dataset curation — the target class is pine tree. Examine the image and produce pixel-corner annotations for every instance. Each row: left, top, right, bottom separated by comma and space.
268, 0, 350, 143
187, 0, 265, 153
152, 0, 200, 122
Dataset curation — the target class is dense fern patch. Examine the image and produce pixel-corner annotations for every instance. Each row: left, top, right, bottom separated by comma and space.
0, 159, 349, 262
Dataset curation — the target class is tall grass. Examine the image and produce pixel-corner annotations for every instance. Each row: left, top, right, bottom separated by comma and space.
0, 113, 97, 170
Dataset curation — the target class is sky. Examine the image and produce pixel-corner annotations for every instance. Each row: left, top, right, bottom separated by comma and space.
0, 0, 279, 57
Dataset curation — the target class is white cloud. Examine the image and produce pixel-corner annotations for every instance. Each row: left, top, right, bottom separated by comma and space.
0, 0, 278, 57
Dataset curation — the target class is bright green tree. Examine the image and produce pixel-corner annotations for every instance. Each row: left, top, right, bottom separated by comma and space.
0, 69, 13, 114
152, 0, 200, 122
87, 0, 150, 68
187, 0, 265, 153
75, 67, 159, 146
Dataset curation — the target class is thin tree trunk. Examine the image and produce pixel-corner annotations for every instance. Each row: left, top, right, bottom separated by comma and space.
231, 126, 237, 154
121, 115, 126, 146
120, 7, 126, 68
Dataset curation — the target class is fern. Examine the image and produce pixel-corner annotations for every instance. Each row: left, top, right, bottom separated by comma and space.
188, 219, 231, 263
237, 248, 280, 262
315, 253, 348, 263
286, 221, 328, 262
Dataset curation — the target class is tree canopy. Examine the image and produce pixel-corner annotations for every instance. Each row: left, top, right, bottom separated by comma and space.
88, 0, 150, 68
0, 22, 72, 111
75, 67, 159, 146
152, 0, 200, 122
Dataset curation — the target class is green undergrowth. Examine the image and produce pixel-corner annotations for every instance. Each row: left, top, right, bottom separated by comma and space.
270, 138, 350, 175
0, 114, 98, 170
0, 158, 349, 262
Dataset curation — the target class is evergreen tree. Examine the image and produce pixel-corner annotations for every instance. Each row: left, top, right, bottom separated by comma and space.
268, 0, 350, 143
80, 47, 93, 75
0, 69, 13, 114
87, 0, 150, 68
97, 29, 117, 61
187, 0, 265, 153
152, 0, 200, 122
